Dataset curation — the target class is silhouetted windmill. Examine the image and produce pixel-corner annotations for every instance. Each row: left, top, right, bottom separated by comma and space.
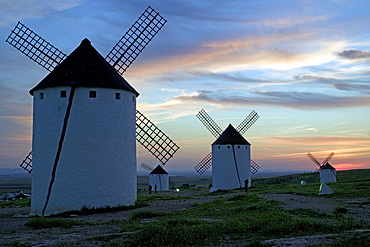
194, 109, 260, 191
307, 152, 337, 183
195, 109, 260, 175
6, 6, 179, 216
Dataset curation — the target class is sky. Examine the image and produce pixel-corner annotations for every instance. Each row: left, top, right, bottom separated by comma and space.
0, 0, 369, 174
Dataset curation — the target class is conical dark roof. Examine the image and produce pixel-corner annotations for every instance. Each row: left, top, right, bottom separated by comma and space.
150, 165, 168, 174
320, 162, 336, 170
29, 38, 139, 96
212, 124, 251, 145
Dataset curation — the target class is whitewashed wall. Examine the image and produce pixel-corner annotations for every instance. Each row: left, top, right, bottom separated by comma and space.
149, 174, 169, 191
320, 169, 337, 183
211, 144, 251, 192
31, 87, 137, 216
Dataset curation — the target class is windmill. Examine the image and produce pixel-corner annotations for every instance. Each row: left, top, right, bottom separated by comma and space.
194, 109, 260, 191
6, 6, 179, 216
307, 152, 337, 184
140, 163, 173, 191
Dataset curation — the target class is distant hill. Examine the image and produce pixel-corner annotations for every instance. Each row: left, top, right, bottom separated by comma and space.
253, 169, 370, 185
0, 168, 29, 175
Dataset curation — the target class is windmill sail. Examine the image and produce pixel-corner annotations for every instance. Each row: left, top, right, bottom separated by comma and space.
140, 162, 154, 171
196, 109, 223, 138
236, 110, 259, 135
105, 6, 167, 75
136, 110, 180, 165
322, 152, 334, 165
250, 159, 260, 174
6, 22, 67, 71
307, 152, 321, 167
194, 152, 212, 175
20, 151, 33, 174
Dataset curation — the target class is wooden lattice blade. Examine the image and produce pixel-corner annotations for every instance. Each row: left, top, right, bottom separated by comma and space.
250, 159, 260, 175
140, 162, 154, 171
106, 6, 167, 75
194, 152, 212, 175
6, 22, 67, 72
322, 152, 334, 166
236, 110, 259, 135
136, 110, 179, 165
196, 109, 223, 138
20, 151, 33, 174
307, 152, 321, 167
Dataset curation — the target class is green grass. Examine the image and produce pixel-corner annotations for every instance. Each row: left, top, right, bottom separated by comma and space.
52, 201, 149, 217
129, 209, 169, 220
124, 192, 366, 246
250, 175, 370, 198
25, 218, 84, 229
137, 193, 191, 201
0, 198, 30, 208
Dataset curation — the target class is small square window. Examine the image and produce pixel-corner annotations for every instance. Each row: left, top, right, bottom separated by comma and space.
60, 90, 67, 98
39, 92, 44, 100
115, 92, 121, 100
89, 91, 97, 98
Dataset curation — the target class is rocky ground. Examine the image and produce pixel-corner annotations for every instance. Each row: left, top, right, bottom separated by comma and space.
1, 190, 369, 246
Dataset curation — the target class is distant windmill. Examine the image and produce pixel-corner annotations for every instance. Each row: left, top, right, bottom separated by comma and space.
6, 6, 179, 216
194, 109, 260, 191
307, 152, 337, 183
141, 163, 172, 191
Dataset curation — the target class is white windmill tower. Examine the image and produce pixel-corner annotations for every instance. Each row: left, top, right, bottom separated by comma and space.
7, 7, 179, 216
307, 152, 337, 184
141, 163, 170, 191
194, 109, 260, 192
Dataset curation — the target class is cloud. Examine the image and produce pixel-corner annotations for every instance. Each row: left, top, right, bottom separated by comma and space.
157, 71, 270, 84
0, 0, 86, 28
294, 74, 370, 92
259, 15, 330, 29
294, 75, 336, 83
126, 30, 317, 78
173, 89, 370, 109
332, 82, 370, 91
337, 49, 370, 60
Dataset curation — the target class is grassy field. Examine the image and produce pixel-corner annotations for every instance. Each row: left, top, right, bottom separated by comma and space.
252, 169, 370, 198
0, 178, 31, 194
1, 169, 369, 246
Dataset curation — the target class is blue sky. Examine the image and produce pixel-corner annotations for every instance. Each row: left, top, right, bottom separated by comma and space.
0, 0, 369, 173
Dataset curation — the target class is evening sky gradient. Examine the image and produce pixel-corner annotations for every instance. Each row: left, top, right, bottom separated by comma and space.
0, 0, 369, 173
